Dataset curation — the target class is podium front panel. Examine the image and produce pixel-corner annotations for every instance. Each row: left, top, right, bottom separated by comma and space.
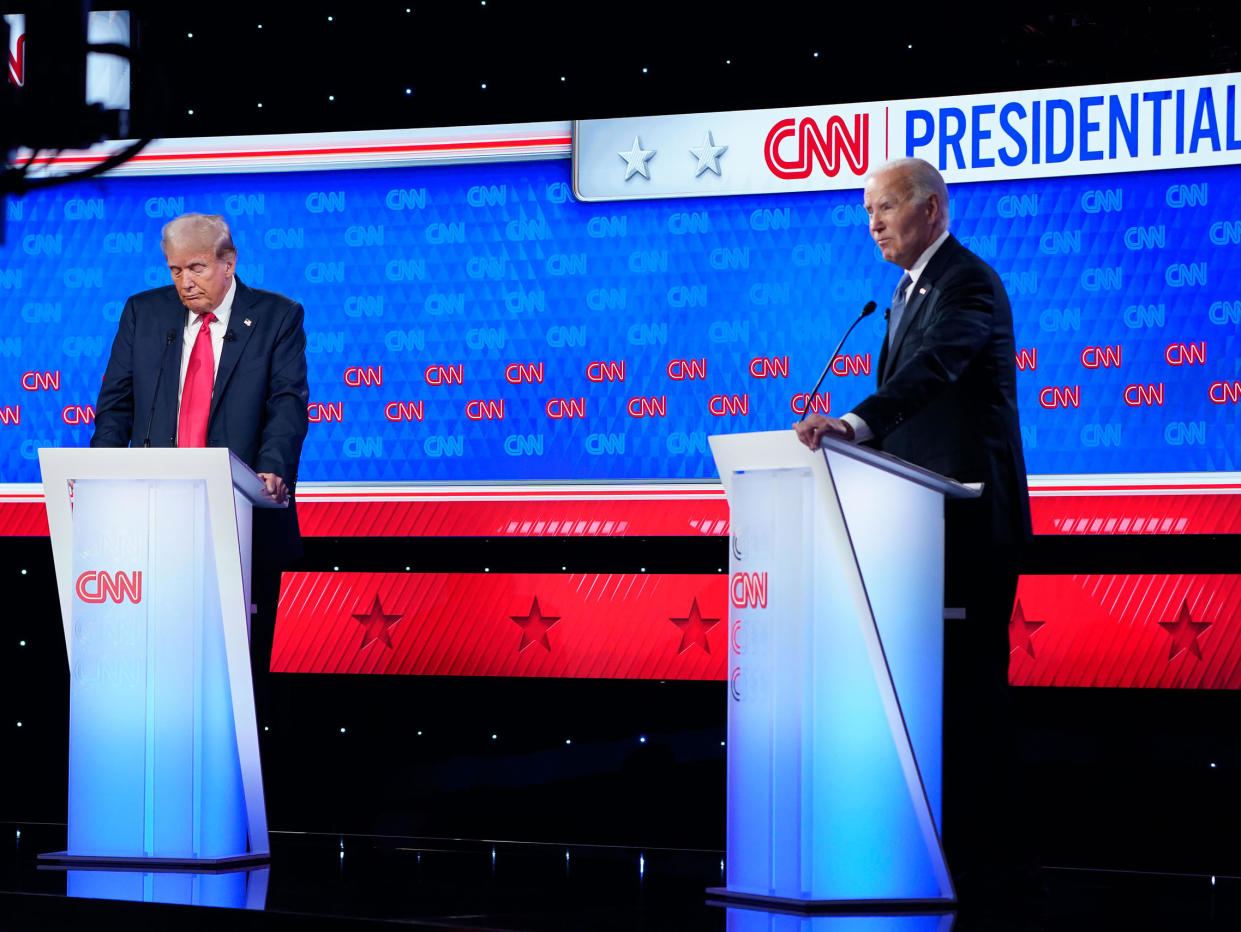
726, 467, 813, 897
713, 430, 954, 905
68, 479, 246, 860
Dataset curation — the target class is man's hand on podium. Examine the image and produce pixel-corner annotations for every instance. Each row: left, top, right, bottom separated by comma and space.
257, 472, 289, 505
793, 414, 855, 451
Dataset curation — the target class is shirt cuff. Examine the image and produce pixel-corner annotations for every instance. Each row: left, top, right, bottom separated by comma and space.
840, 412, 873, 444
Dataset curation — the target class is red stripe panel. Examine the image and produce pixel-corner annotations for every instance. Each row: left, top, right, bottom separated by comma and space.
1030, 494, 1241, 535
295, 499, 730, 537
0, 504, 50, 536
5, 492, 1239, 538
271, 571, 729, 679
1009, 574, 1241, 688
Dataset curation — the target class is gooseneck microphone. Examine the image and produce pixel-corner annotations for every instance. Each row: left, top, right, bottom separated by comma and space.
142, 329, 179, 447
796, 300, 879, 423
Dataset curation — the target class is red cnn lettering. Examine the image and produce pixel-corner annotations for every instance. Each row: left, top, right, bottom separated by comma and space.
1209, 381, 1241, 404
667, 358, 708, 380
545, 398, 586, 419
730, 572, 768, 609
0, 405, 20, 425
1123, 383, 1165, 407
749, 356, 790, 378
709, 394, 749, 416
307, 402, 343, 422
383, 401, 424, 422
75, 570, 143, 604
1014, 348, 1038, 371
791, 392, 830, 415
62, 405, 95, 425
465, 399, 505, 420
586, 360, 626, 383
626, 396, 667, 418
1038, 386, 1080, 409
1081, 345, 1122, 369
764, 114, 869, 180
828, 354, 870, 377
424, 364, 464, 386
343, 365, 383, 387
20, 371, 60, 391
504, 362, 545, 384
1165, 342, 1207, 365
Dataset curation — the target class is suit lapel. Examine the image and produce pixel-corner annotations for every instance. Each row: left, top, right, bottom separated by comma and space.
156, 300, 186, 439
210, 279, 258, 422
881, 234, 960, 382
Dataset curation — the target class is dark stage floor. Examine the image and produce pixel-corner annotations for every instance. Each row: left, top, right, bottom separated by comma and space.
2, 823, 1240, 931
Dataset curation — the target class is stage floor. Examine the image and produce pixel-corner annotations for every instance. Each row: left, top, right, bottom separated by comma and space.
3, 823, 1240, 930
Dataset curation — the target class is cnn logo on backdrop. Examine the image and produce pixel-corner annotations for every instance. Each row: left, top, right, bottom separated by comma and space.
764, 114, 869, 180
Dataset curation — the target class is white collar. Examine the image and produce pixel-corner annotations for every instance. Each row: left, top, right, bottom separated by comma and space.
184, 276, 236, 327
905, 229, 951, 289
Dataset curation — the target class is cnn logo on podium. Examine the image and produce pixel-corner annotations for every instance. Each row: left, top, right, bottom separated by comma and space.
75, 570, 143, 604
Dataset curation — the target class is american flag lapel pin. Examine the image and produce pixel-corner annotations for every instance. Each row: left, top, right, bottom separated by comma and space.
243, 318, 253, 327
918, 286, 927, 295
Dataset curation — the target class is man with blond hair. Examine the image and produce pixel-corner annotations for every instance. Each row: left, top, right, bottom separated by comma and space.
93, 212, 309, 722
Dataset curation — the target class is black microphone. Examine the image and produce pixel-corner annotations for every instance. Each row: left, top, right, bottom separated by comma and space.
797, 300, 878, 423
142, 329, 178, 448
223, 330, 236, 342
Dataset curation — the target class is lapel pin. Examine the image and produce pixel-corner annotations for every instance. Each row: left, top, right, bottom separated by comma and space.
918, 287, 927, 295
243, 318, 252, 327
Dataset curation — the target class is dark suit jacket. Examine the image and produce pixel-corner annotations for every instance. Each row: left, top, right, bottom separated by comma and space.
91, 277, 310, 562
851, 234, 1031, 548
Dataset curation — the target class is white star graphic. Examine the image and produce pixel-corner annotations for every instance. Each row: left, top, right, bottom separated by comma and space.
689, 131, 727, 177
618, 136, 657, 181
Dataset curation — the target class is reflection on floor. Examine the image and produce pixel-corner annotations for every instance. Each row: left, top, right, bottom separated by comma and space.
3, 823, 1240, 930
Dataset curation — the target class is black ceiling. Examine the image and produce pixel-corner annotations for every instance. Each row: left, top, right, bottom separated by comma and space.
109, 1, 1241, 139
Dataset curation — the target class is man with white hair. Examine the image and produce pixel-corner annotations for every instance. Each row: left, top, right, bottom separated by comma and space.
93, 212, 309, 723
796, 158, 1033, 895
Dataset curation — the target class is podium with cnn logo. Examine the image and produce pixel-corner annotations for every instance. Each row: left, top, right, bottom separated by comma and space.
706, 430, 978, 909
37, 448, 279, 867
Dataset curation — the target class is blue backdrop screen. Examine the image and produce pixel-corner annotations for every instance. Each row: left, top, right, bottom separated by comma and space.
1, 158, 1237, 482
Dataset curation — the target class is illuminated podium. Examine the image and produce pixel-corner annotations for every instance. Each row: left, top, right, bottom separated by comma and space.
37, 448, 280, 867
706, 430, 979, 909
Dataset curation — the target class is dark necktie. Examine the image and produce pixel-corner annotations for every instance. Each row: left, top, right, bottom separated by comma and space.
177, 311, 216, 447
887, 272, 913, 342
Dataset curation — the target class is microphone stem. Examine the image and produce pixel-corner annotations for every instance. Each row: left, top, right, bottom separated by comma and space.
798, 305, 875, 423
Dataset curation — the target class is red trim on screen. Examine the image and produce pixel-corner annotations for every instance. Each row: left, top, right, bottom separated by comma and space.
28, 137, 573, 167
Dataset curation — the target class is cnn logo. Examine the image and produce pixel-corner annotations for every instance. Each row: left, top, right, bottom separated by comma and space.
75, 570, 142, 604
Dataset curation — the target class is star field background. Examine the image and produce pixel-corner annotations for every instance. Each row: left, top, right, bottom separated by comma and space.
67, 2, 1241, 142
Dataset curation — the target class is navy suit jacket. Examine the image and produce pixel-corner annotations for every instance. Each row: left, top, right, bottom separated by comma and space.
851, 234, 1031, 547
91, 277, 310, 560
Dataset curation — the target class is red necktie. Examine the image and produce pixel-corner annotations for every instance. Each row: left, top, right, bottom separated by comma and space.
177, 311, 216, 447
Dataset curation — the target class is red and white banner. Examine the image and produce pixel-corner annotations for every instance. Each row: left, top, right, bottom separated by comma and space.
1011, 574, 1241, 688
272, 571, 727, 679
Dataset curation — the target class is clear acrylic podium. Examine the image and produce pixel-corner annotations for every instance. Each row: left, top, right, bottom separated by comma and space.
707, 429, 980, 909
37, 448, 281, 867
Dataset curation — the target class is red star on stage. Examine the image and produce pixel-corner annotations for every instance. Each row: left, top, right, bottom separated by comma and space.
1159, 599, 1211, 661
670, 597, 721, 654
511, 597, 560, 652
351, 595, 403, 650
1009, 599, 1045, 658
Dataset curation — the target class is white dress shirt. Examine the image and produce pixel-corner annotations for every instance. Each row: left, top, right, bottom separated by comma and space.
176, 276, 235, 407
842, 229, 951, 443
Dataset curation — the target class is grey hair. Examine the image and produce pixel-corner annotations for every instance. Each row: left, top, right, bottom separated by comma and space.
161, 213, 237, 259
873, 158, 950, 231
